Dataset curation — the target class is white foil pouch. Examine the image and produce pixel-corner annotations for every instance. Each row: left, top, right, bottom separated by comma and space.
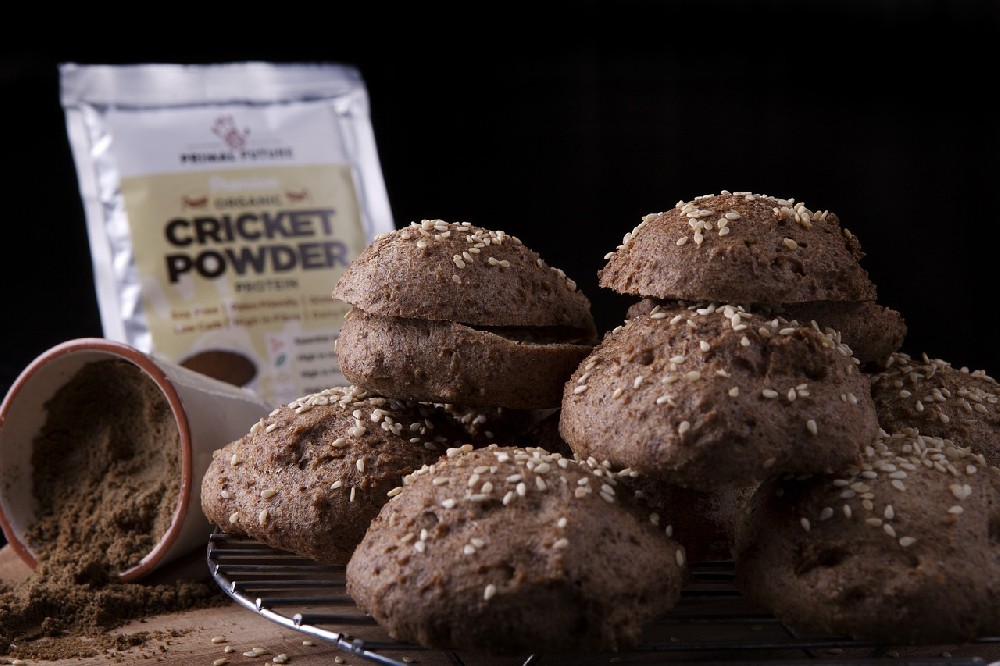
59, 62, 394, 407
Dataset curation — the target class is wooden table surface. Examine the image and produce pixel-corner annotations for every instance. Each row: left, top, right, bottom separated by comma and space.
0, 545, 528, 666
3, 544, 1000, 666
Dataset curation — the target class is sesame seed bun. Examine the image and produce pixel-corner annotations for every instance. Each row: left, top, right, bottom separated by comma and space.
599, 191, 876, 304
333, 220, 596, 332
559, 303, 879, 490
331, 220, 598, 408
868, 351, 999, 468
732, 429, 1000, 643
345, 445, 687, 654
199, 385, 496, 565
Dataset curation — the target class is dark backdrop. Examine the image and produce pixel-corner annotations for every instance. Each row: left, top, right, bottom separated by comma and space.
2, 0, 999, 399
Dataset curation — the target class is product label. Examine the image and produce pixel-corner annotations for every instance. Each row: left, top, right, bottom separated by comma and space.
61, 64, 394, 408
120, 165, 363, 404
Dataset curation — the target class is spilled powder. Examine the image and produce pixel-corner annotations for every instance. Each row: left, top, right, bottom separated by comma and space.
0, 359, 226, 661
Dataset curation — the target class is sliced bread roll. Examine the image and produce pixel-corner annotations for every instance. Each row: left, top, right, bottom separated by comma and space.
332, 220, 597, 408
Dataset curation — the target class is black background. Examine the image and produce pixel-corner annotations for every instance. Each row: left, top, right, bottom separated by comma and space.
2, 0, 999, 401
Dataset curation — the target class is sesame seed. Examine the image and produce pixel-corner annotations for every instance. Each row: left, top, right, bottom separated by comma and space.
211, 636, 227, 644
899, 536, 916, 547
783, 237, 798, 250
678, 421, 691, 435
806, 419, 818, 435
676, 549, 686, 566
950, 483, 972, 499
553, 537, 569, 549
700, 340, 711, 352
762, 389, 779, 399
800, 517, 811, 531
228, 511, 240, 524
484, 584, 497, 600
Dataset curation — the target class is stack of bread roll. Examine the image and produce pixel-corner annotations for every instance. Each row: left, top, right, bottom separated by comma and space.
201, 193, 999, 655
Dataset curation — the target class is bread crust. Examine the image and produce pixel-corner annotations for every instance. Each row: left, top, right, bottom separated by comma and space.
345, 445, 687, 654
336, 309, 594, 408
200, 386, 487, 564
628, 298, 907, 366
332, 220, 597, 334
733, 430, 1000, 643
559, 303, 879, 490
869, 351, 999, 468
599, 192, 876, 304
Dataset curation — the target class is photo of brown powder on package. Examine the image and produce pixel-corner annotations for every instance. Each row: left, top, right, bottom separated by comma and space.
0, 359, 225, 660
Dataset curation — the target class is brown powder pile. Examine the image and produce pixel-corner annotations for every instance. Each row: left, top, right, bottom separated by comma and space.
0, 359, 227, 660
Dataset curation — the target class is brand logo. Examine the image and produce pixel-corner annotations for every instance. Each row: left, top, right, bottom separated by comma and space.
212, 115, 250, 150
178, 115, 295, 165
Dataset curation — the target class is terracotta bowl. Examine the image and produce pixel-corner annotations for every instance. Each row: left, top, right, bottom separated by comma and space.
0, 338, 273, 581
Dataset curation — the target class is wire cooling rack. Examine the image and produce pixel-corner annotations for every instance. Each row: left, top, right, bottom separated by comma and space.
206, 529, 1000, 666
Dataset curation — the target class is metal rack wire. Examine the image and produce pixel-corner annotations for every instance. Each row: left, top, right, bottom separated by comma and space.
206, 529, 1000, 666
